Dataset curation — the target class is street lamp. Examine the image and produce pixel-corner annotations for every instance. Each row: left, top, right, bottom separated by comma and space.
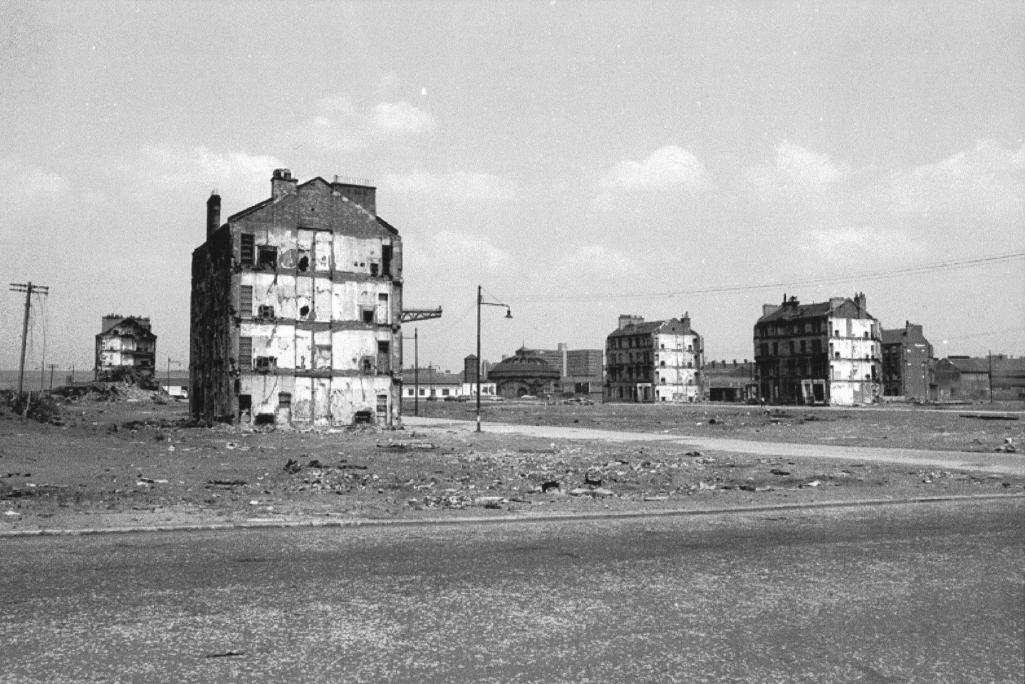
476, 285, 512, 432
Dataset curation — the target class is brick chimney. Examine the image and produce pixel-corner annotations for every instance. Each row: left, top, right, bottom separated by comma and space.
206, 191, 221, 240
332, 175, 377, 214
618, 314, 644, 330
271, 168, 298, 199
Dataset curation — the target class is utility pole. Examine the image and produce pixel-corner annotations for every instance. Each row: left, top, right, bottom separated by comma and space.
48, 364, 57, 391
414, 328, 419, 417
988, 350, 994, 404
399, 307, 442, 420
9, 282, 50, 403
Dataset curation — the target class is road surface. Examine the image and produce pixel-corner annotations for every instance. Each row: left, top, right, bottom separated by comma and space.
405, 415, 1025, 476
2, 498, 1022, 682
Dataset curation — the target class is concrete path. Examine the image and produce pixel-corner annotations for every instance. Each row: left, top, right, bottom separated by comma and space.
404, 416, 1025, 476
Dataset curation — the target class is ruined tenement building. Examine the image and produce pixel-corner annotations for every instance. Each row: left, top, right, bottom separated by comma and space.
605, 313, 703, 402
95, 315, 156, 380
881, 321, 934, 400
190, 169, 403, 426
754, 293, 880, 406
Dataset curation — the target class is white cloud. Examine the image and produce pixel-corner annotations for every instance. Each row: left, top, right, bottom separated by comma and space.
800, 225, 925, 265
562, 245, 638, 276
594, 146, 707, 210
408, 229, 511, 274
300, 92, 437, 150
372, 100, 437, 136
746, 141, 848, 202
138, 145, 283, 193
0, 160, 69, 214
888, 139, 1025, 221
382, 170, 517, 203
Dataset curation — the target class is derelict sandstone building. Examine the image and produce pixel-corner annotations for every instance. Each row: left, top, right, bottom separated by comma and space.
190, 169, 403, 427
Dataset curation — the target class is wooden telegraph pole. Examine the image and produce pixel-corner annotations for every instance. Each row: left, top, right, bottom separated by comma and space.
9, 282, 50, 407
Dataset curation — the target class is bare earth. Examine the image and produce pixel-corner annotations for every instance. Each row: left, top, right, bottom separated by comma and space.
1, 395, 1023, 533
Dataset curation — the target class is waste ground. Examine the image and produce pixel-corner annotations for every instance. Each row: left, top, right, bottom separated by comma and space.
2, 394, 1023, 532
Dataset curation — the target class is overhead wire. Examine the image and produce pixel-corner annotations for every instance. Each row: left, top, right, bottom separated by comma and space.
513, 251, 1025, 303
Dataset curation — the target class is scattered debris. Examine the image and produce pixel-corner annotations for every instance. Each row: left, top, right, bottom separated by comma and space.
959, 413, 1020, 421
377, 441, 438, 451
996, 438, 1016, 453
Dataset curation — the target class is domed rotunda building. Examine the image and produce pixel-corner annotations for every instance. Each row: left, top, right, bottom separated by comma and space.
487, 347, 561, 399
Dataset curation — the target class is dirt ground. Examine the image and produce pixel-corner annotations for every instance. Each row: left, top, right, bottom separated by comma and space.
1, 394, 1023, 532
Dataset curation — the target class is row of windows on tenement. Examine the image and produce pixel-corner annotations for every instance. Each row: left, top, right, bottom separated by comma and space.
237, 285, 389, 323
608, 337, 696, 351
237, 337, 390, 374
757, 323, 876, 339
238, 233, 394, 276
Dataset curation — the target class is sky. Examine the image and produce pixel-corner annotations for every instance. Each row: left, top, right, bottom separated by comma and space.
1, 0, 1023, 375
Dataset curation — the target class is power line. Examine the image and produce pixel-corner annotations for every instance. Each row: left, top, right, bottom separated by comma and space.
515, 251, 1025, 303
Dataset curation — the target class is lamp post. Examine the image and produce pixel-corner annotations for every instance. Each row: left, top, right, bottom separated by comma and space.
476, 284, 512, 432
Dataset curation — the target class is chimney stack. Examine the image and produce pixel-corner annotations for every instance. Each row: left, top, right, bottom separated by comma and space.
271, 168, 298, 199
206, 191, 221, 240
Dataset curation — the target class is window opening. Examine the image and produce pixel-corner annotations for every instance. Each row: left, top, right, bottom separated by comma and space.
240, 234, 255, 266
239, 286, 253, 318
258, 245, 278, 270
238, 337, 253, 368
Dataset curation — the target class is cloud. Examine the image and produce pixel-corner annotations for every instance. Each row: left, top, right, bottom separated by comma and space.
562, 245, 638, 276
888, 139, 1025, 222
371, 100, 436, 136
407, 229, 512, 274
746, 141, 849, 202
382, 170, 517, 203
301, 92, 437, 150
0, 160, 69, 215
799, 225, 925, 266
594, 146, 707, 210
138, 145, 283, 193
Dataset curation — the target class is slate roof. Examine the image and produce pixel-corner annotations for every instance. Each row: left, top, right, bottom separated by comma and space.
226, 177, 397, 237
607, 318, 700, 339
757, 298, 869, 323
96, 317, 156, 340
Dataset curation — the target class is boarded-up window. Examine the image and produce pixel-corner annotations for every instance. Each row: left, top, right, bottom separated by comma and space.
239, 286, 253, 318
238, 337, 253, 369
278, 392, 292, 407
240, 234, 255, 265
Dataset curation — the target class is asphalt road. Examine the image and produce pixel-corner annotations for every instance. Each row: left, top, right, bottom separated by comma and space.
2, 498, 1022, 682
405, 416, 1025, 476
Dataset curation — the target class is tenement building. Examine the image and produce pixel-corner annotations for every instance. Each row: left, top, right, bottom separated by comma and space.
605, 313, 703, 402
190, 169, 403, 427
94, 315, 157, 380
754, 293, 881, 406
881, 321, 934, 400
